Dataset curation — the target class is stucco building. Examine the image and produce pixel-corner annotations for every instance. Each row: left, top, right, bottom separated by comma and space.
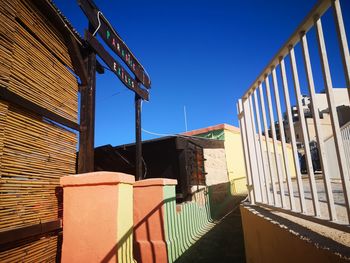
283, 88, 350, 148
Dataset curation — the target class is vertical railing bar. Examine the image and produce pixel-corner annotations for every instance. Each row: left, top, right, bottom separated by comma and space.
248, 95, 267, 203
346, 128, 350, 185
289, 46, 319, 216
301, 32, 326, 218
253, 89, 272, 204
280, 57, 307, 213
315, 16, 349, 221
243, 96, 263, 202
347, 127, 350, 173
332, 0, 350, 101
344, 126, 350, 173
258, 83, 278, 206
238, 100, 255, 204
265, 74, 287, 208
271, 67, 296, 211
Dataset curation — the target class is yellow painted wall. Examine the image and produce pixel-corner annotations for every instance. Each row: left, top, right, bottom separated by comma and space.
240, 205, 347, 263
260, 137, 297, 180
223, 129, 247, 194
223, 127, 296, 195
117, 183, 134, 263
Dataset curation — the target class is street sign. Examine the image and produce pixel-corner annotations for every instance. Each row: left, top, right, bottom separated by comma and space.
86, 31, 149, 100
78, 0, 151, 88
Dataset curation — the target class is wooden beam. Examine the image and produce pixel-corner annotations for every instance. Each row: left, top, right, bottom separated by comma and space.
67, 35, 88, 85
0, 88, 80, 131
135, 93, 142, 180
0, 220, 62, 249
96, 60, 105, 74
86, 31, 149, 100
78, 24, 97, 173
78, 0, 151, 88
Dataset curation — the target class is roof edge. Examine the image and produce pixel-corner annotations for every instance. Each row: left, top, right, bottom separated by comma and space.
183, 123, 240, 136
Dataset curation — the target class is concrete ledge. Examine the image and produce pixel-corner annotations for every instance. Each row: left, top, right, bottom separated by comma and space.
60, 171, 135, 187
240, 204, 350, 263
134, 178, 177, 187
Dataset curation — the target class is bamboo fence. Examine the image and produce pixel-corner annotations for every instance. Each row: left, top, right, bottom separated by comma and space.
0, 102, 77, 231
0, 2, 16, 89
0, 0, 80, 261
0, 234, 58, 263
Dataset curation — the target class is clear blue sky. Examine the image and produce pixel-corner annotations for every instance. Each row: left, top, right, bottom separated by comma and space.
54, 0, 350, 147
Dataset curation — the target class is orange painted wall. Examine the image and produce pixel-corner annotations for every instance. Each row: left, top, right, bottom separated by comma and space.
133, 179, 177, 263
60, 172, 134, 263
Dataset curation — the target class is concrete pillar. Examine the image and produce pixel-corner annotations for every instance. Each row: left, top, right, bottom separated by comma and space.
60, 172, 135, 263
133, 178, 177, 263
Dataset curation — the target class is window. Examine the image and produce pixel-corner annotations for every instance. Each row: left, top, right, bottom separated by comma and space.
187, 143, 206, 186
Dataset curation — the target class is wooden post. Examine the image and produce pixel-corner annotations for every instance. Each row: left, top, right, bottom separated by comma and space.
78, 23, 96, 173
135, 92, 142, 180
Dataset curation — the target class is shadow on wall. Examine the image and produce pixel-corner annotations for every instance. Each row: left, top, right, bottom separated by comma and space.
100, 228, 134, 263
208, 181, 247, 220
100, 183, 246, 263
133, 196, 170, 263
100, 197, 170, 263
164, 186, 215, 263
175, 207, 246, 263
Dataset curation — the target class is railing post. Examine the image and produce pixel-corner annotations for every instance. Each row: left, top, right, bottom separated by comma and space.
332, 0, 350, 102
265, 75, 286, 208
300, 31, 333, 219
241, 97, 263, 203
279, 57, 307, 214
248, 95, 266, 203
253, 89, 271, 204
258, 84, 278, 205
289, 46, 320, 216
238, 99, 255, 204
315, 16, 350, 221
271, 67, 296, 211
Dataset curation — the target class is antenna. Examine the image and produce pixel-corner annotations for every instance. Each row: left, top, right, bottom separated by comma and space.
184, 105, 188, 132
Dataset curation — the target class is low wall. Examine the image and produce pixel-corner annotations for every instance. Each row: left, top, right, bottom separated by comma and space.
164, 186, 214, 263
60, 174, 241, 263
60, 172, 134, 263
240, 204, 350, 263
134, 179, 215, 263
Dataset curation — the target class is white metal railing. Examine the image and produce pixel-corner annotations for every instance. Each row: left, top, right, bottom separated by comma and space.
237, 0, 350, 227
342, 122, 350, 174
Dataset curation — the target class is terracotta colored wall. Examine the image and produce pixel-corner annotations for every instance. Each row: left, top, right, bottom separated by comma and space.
133, 179, 215, 263
60, 172, 134, 263
133, 179, 176, 263
240, 205, 347, 263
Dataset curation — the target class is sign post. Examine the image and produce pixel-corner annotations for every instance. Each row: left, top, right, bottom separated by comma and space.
135, 92, 142, 180
79, 0, 151, 180
78, 23, 96, 173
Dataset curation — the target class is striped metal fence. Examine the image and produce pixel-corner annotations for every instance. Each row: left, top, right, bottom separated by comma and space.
237, 0, 350, 227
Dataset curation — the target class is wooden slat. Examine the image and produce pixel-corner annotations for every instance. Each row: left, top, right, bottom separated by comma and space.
0, 234, 58, 262
0, 88, 79, 131
0, 102, 76, 231
0, 220, 61, 246
0, 1, 79, 261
